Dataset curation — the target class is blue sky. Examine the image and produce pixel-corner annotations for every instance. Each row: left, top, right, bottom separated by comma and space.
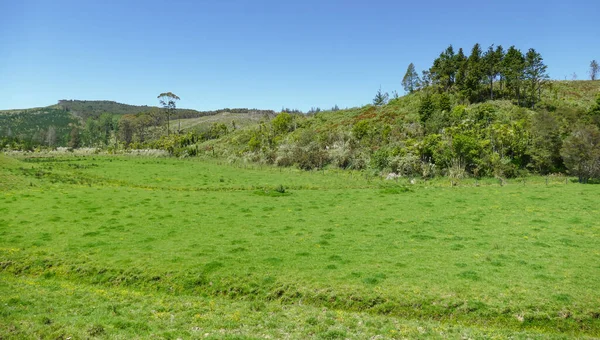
1, 0, 598, 111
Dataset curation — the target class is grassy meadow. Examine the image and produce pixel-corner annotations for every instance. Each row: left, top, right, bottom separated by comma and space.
1, 154, 599, 339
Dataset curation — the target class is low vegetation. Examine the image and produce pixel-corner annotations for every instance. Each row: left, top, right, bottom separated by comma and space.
1, 154, 599, 338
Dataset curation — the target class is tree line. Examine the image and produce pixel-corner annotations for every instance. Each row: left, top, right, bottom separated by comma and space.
402, 44, 552, 108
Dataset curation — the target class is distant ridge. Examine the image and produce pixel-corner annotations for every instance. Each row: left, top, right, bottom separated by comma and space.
53, 100, 201, 119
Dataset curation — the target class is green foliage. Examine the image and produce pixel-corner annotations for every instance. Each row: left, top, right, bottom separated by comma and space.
524, 49, 549, 108
55, 99, 205, 120
203, 123, 229, 140
0, 108, 76, 149
149, 132, 199, 156
424, 42, 549, 107
418, 93, 435, 122
502, 46, 526, 104
157, 92, 180, 136
372, 88, 389, 106
198, 79, 600, 178
430, 45, 456, 91
293, 143, 329, 170
528, 111, 563, 173
560, 125, 600, 183
351, 120, 372, 140
370, 148, 389, 170
402, 63, 420, 93
588, 94, 600, 127
272, 112, 293, 134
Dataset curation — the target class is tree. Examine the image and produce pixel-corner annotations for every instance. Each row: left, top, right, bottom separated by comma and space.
483, 44, 504, 99
454, 48, 468, 92
134, 114, 153, 143
524, 49, 548, 108
46, 126, 57, 147
118, 115, 136, 147
68, 126, 81, 149
402, 63, 420, 93
528, 111, 562, 173
157, 92, 180, 136
373, 87, 389, 106
590, 60, 599, 80
502, 46, 525, 105
464, 43, 484, 102
560, 125, 600, 183
588, 94, 600, 127
495, 45, 506, 93
430, 45, 457, 91
272, 112, 292, 134
98, 113, 114, 145
418, 93, 435, 123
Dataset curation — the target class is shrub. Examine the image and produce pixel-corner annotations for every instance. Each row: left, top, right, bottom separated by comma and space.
389, 153, 421, 177
370, 149, 390, 170
293, 143, 329, 170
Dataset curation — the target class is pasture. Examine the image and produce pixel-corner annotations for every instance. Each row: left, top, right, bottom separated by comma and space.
1, 154, 599, 339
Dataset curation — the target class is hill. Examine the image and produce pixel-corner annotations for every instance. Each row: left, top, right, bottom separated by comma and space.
52, 100, 203, 120
0, 107, 77, 149
197, 80, 600, 180
170, 110, 277, 134
0, 100, 275, 149
1, 79, 599, 181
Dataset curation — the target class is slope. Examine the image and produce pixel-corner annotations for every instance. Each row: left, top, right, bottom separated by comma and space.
203, 80, 599, 178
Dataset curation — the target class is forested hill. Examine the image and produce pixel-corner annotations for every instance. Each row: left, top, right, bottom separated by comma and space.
0, 100, 275, 120
52, 100, 201, 119
0, 99, 276, 149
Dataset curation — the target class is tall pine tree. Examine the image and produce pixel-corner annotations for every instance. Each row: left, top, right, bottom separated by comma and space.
483, 45, 504, 99
501, 46, 525, 105
430, 45, 457, 91
464, 43, 484, 102
402, 63, 420, 93
454, 48, 468, 93
524, 49, 548, 108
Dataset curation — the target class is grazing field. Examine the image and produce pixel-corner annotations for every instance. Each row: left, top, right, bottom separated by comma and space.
1, 154, 599, 339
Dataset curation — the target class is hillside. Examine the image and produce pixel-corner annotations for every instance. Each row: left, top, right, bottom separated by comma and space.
170, 110, 277, 134
2, 80, 599, 181
0, 100, 275, 149
51, 100, 203, 120
0, 107, 77, 148
198, 80, 600, 180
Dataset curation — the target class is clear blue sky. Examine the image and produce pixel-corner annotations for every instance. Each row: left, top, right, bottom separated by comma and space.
1, 0, 598, 111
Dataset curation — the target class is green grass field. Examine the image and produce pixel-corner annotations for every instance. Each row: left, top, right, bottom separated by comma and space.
1, 154, 599, 339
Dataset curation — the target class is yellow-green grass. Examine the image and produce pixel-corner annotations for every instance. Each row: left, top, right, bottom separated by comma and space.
1, 154, 599, 338
0, 274, 580, 339
0, 154, 31, 191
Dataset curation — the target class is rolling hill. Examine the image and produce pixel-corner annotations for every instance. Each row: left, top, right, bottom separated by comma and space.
0, 100, 275, 148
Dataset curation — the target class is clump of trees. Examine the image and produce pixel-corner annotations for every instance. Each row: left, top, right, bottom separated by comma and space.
406, 44, 549, 108
560, 125, 600, 183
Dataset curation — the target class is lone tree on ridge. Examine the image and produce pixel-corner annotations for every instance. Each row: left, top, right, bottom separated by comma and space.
157, 92, 180, 136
